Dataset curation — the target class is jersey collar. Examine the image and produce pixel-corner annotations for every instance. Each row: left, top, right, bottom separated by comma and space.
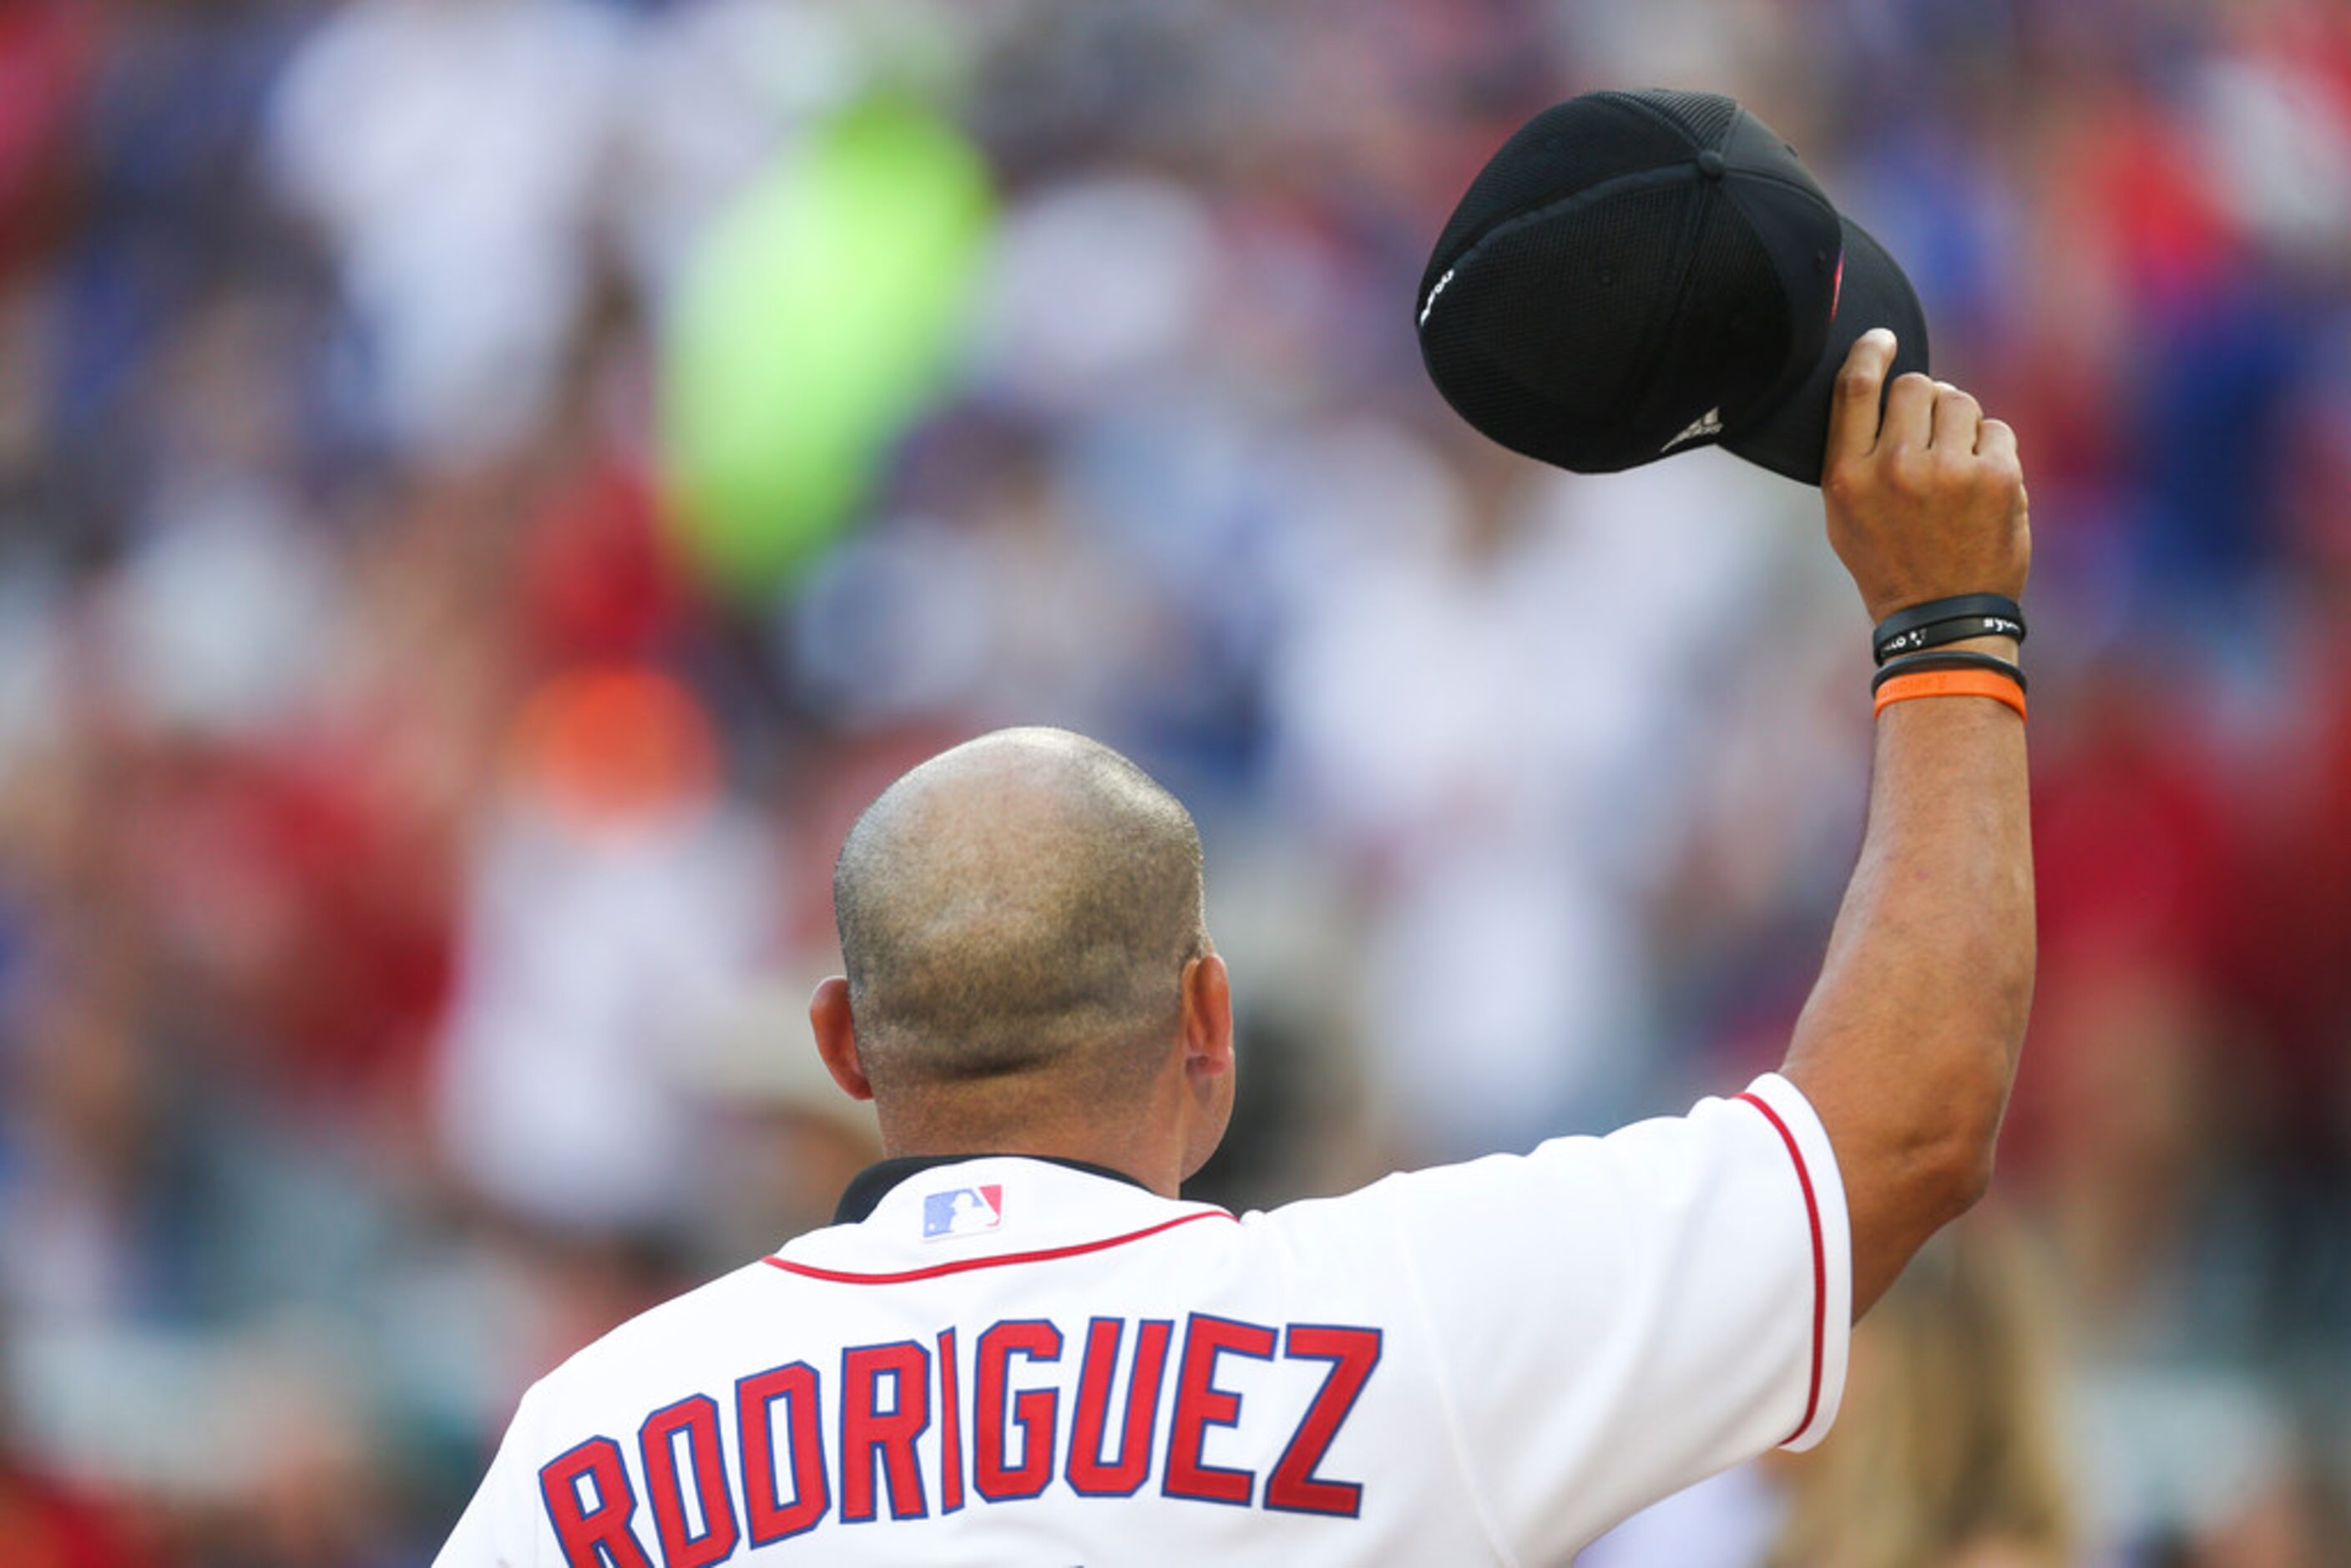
832, 1153, 1151, 1224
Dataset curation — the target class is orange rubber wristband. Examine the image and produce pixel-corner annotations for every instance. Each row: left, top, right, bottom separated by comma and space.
1873, 668, 2026, 721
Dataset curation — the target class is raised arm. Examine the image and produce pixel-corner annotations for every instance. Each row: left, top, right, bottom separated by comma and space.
1781, 328, 2035, 1318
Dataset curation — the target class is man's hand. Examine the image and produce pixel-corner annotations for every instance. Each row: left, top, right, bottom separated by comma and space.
1822, 328, 2030, 624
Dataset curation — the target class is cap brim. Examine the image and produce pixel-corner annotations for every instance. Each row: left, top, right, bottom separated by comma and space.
1721, 213, 1929, 486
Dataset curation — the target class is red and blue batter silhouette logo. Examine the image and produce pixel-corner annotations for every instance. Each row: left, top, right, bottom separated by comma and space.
922, 1185, 1004, 1240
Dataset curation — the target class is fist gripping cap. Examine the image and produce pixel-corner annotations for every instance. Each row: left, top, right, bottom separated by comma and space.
1417, 89, 1929, 486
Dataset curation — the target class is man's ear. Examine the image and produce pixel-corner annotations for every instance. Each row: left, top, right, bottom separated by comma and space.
809, 976, 873, 1102
1176, 950, 1236, 1184
1181, 952, 1234, 1081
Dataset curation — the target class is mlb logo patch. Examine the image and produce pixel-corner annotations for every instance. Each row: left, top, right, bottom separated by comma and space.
922, 1186, 1004, 1241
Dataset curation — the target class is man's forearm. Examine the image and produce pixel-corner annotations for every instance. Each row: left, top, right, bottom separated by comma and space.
1783, 641, 2033, 1315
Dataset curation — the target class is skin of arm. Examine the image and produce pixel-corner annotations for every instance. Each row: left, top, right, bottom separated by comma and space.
1780, 329, 2035, 1319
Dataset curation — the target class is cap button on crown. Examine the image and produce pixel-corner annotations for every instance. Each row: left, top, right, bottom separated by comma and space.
1696, 149, 1727, 180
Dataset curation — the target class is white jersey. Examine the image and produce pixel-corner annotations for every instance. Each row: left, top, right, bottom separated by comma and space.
437, 1072, 1849, 1566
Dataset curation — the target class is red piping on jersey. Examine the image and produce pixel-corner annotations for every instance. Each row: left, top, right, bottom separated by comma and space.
763, 1210, 1236, 1286
1737, 1091, 1826, 1445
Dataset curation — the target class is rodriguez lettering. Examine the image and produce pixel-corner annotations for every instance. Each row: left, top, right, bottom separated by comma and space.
538, 1313, 1382, 1563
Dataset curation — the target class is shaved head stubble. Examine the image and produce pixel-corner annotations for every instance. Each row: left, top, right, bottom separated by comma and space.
831, 728, 1210, 1114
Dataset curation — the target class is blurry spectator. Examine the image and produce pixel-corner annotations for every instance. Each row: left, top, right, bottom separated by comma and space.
1264, 442, 1802, 1152
676, 979, 882, 1261
267, 0, 627, 462
1767, 1219, 2076, 1568
606, 0, 868, 296
433, 665, 773, 1232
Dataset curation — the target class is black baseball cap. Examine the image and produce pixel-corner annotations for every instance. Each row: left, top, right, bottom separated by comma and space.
1417, 89, 1929, 486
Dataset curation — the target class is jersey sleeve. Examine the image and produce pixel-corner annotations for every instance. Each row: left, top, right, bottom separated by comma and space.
1367, 1071, 1849, 1562
434, 1384, 549, 1568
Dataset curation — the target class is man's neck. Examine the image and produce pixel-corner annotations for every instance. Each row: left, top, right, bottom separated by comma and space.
832, 1151, 1154, 1225
876, 1132, 1178, 1198
872, 1092, 1183, 1198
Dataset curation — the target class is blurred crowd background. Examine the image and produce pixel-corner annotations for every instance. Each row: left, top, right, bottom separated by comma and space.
3, 0, 2348, 1563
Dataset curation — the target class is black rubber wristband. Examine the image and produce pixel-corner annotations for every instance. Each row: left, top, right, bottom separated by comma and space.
1871, 649, 2027, 695
1873, 594, 2025, 665
1875, 615, 2025, 663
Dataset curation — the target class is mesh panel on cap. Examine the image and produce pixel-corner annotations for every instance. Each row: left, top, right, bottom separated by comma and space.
1596, 89, 1738, 149
1421, 97, 1697, 300
1419, 182, 1702, 472
1641, 191, 1794, 444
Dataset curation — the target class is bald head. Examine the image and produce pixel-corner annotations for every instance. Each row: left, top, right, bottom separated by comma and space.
832, 729, 1207, 1097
